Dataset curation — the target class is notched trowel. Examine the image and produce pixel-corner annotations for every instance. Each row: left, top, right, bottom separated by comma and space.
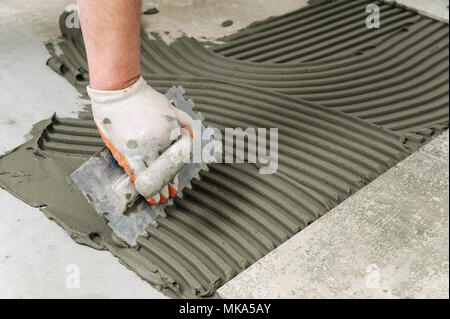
71, 86, 206, 247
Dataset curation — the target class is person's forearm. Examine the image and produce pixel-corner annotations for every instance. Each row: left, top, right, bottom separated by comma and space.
77, 0, 142, 90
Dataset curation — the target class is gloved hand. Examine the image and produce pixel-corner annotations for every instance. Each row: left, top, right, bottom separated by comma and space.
87, 76, 193, 205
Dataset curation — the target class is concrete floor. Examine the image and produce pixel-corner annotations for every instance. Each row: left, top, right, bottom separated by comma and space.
0, 0, 449, 298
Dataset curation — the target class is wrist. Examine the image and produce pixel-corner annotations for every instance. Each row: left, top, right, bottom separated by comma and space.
87, 76, 146, 105
89, 68, 141, 91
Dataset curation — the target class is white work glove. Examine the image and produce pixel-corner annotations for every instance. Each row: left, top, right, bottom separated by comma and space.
87, 76, 193, 205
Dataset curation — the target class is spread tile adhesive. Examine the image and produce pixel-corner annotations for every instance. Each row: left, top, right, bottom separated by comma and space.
0, 0, 448, 298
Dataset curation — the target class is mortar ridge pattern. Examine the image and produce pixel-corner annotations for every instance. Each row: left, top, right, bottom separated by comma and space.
1, 0, 447, 298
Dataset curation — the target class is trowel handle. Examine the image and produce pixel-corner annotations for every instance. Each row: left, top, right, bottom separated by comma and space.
134, 135, 192, 198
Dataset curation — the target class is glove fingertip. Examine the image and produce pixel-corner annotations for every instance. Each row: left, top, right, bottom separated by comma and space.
168, 184, 179, 197
146, 193, 160, 205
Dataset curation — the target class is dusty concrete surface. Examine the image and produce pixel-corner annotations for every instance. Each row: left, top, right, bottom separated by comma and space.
219, 131, 449, 299
421, 130, 449, 164
0, 0, 75, 38
140, 0, 308, 43
0, 190, 166, 299
397, 0, 449, 22
0, 26, 85, 155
